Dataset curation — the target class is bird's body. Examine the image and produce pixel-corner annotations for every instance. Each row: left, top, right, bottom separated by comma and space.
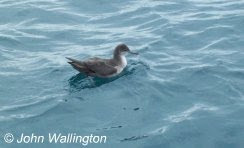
66, 44, 137, 78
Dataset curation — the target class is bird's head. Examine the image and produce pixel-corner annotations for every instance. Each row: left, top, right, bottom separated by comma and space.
114, 43, 138, 56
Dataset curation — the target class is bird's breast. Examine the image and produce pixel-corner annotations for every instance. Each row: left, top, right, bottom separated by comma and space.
114, 56, 127, 74
120, 55, 127, 68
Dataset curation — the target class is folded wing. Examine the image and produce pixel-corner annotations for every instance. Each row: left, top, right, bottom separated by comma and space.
66, 57, 117, 77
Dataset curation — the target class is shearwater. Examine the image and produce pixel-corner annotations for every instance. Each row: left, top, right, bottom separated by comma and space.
66, 44, 138, 78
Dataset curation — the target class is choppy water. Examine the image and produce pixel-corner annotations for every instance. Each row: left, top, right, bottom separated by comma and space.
1, 0, 244, 147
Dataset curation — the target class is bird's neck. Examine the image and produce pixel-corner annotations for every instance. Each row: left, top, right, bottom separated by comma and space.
113, 53, 127, 67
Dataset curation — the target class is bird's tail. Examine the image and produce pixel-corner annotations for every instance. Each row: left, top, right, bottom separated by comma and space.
66, 57, 82, 64
66, 57, 89, 74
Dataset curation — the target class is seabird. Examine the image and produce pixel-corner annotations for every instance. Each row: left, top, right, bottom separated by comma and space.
66, 44, 138, 78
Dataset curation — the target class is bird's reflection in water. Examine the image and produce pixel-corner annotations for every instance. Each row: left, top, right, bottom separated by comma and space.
68, 73, 121, 92
68, 61, 149, 92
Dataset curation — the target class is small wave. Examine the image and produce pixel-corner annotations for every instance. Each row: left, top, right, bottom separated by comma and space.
0, 94, 63, 121
0, 114, 35, 121
96, 125, 123, 131
165, 104, 218, 123
149, 126, 168, 135
0, 94, 62, 112
0, 71, 20, 76
121, 135, 148, 142
0, 34, 20, 44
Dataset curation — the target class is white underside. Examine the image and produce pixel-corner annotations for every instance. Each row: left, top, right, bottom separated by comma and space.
108, 55, 127, 77
117, 55, 127, 72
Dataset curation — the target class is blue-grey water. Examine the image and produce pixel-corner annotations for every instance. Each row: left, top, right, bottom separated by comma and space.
1, 0, 244, 148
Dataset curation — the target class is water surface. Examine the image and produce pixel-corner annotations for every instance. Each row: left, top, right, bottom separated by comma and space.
1, 0, 244, 147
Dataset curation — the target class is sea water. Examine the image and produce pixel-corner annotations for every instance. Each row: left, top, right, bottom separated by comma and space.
0, 0, 244, 148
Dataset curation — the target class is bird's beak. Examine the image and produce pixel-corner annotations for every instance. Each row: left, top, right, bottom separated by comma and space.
129, 51, 139, 55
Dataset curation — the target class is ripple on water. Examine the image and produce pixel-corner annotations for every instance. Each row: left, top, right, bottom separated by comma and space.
0, 0, 244, 147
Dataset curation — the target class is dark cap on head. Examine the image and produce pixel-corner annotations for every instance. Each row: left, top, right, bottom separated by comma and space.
115, 43, 130, 51
113, 43, 138, 58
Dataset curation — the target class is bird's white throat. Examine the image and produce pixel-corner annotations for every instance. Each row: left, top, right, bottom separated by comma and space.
114, 55, 127, 75
120, 55, 127, 68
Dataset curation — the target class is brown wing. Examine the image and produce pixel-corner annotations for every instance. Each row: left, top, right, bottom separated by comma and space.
84, 59, 117, 76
